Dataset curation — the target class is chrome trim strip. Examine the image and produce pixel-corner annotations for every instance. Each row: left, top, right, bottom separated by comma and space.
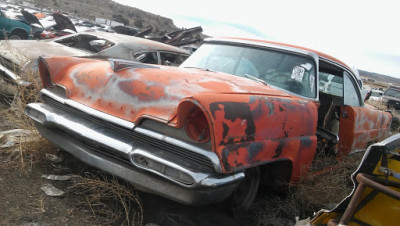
134, 127, 222, 173
0, 63, 30, 86
40, 88, 223, 172
26, 103, 133, 155
25, 102, 243, 189
40, 89, 135, 129
29, 119, 243, 205
130, 149, 229, 187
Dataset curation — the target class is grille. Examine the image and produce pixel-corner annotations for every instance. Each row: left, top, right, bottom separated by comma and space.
42, 94, 216, 172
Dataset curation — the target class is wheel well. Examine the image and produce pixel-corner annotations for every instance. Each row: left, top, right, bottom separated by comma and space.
260, 160, 292, 190
10, 29, 28, 39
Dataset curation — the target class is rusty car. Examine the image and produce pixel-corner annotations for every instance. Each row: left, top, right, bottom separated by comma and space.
312, 133, 400, 225
25, 37, 393, 211
0, 31, 190, 85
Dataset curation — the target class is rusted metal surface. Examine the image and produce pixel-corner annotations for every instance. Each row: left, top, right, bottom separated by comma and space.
24, 37, 399, 210
338, 105, 391, 156
134, 26, 153, 38
0, 31, 190, 85
39, 56, 318, 178
150, 26, 203, 47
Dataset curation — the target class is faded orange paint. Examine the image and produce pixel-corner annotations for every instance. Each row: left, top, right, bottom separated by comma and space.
338, 105, 391, 156
38, 55, 391, 181
39, 56, 319, 178
194, 94, 317, 180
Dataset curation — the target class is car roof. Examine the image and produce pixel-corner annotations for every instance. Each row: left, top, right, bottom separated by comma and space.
205, 37, 351, 71
74, 31, 190, 55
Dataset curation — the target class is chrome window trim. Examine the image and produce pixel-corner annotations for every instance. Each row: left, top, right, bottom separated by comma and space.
319, 57, 364, 106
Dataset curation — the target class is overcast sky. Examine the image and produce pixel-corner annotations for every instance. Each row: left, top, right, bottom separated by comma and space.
114, 0, 400, 78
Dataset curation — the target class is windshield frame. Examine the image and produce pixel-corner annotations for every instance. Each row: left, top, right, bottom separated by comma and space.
181, 38, 320, 101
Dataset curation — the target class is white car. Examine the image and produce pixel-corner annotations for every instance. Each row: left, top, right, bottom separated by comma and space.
369, 89, 384, 102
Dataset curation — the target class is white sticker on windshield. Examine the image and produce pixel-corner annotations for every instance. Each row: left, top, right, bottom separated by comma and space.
309, 74, 315, 92
301, 63, 313, 71
291, 66, 305, 82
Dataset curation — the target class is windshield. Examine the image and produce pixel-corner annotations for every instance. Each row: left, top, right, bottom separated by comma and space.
371, 91, 382, 97
180, 43, 317, 98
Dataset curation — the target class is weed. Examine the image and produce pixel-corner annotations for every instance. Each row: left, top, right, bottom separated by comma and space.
255, 152, 363, 224
68, 173, 144, 226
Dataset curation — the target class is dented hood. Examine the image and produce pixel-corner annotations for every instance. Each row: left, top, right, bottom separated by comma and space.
43, 57, 306, 124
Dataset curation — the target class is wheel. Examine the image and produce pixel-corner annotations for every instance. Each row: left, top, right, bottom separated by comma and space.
229, 167, 260, 213
9, 30, 27, 40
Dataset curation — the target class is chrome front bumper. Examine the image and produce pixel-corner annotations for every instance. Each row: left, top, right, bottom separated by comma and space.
0, 63, 30, 86
25, 102, 244, 205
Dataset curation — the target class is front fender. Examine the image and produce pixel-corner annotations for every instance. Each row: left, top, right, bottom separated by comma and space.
193, 93, 318, 181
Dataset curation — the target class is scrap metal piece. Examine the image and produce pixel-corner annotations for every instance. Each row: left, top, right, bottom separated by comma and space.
41, 174, 72, 181
41, 184, 65, 197
45, 153, 63, 163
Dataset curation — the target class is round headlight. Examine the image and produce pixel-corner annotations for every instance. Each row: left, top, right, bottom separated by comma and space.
184, 107, 210, 143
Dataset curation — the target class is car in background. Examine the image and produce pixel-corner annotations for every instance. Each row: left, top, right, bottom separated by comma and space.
382, 86, 400, 110
368, 88, 384, 102
0, 31, 190, 85
0, 7, 32, 40
25, 37, 393, 211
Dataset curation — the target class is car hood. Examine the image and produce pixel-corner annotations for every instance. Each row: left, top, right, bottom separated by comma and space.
0, 40, 88, 66
52, 12, 77, 33
21, 9, 43, 27
43, 57, 313, 124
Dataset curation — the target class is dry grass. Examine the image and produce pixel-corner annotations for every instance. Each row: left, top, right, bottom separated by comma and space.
0, 50, 144, 225
68, 173, 144, 226
0, 55, 44, 171
255, 152, 363, 224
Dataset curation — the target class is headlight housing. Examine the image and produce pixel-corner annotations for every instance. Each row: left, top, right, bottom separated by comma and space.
184, 107, 210, 143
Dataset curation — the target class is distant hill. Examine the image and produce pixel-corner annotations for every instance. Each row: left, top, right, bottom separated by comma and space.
358, 69, 400, 86
32, 0, 179, 35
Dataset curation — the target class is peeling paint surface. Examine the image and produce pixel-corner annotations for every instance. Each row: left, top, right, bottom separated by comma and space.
43, 57, 292, 124
200, 95, 317, 179
338, 105, 391, 156
39, 56, 391, 181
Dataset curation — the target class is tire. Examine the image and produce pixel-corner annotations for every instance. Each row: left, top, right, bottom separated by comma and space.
9, 30, 27, 40
228, 167, 260, 214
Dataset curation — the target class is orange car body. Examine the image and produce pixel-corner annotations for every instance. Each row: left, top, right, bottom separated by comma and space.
26, 37, 392, 205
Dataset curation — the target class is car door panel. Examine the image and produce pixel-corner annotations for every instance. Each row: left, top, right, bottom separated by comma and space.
338, 105, 391, 156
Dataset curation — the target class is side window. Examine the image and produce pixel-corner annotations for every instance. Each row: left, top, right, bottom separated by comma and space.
134, 52, 158, 64
319, 72, 343, 97
159, 52, 188, 66
343, 72, 361, 106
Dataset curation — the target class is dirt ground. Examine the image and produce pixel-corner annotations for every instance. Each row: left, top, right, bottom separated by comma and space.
0, 98, 262, 226
0, 140, 261, 226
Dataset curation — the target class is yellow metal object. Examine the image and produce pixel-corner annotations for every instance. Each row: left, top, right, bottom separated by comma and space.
312, 134, 400, 226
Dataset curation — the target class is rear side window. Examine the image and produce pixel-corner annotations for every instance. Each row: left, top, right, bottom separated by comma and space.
134, 52, 158, 64
343, 72, 361, 106
159, 52, 188, 66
